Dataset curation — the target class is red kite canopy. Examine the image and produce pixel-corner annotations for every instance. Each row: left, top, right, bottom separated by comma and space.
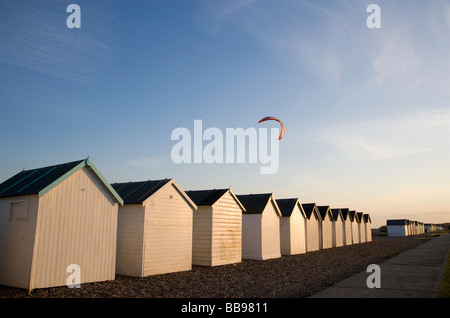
258, 116, 285, 140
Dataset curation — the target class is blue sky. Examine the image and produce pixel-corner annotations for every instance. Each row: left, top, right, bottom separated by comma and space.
1, 0, 450, 228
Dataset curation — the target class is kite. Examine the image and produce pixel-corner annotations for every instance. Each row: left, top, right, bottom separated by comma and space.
258, 116, 285, 140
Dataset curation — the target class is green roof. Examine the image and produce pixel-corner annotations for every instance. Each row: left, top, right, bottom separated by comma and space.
0, 157, 123, 205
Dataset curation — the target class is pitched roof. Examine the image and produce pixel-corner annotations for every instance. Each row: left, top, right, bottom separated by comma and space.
185, 189, 245, 211
302, 203, 321, 221
339, 208, 350, 220
331, 208, 343, 221
357, 212, 364, 223
317, 206, 332, 221
111, 179, 172, 205
349, 210, 358, 222
0, 158, 123, 205
236, 193, 281, 216
276, 198, 306, 218
387, 219, 409, 226
363, 214, 372, 223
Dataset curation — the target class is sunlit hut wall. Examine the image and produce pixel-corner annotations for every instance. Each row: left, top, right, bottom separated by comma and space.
339, 208, 353, 246
185, 188, 244, 267
357, 212, 366, 243
237, 193, 282, 260
276, 198, 307, 256
112, 179, 196, 277
302, 203, 322, 252
318, 206, 333, 250
0, 158, 123, 291
331, 208, 344, 248
363, 214, 372, 242
349, 211, 360, 244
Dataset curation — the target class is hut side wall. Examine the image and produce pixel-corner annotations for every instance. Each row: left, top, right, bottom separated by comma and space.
388, 225, 407, 237
116, 204, 145, 276
358, 222, 366, 243
351, 221, 360, 244
261, 201, 281, 260
281, 205, 306, 255
242, 214, 262, 260
332, 218, 344, 248
343, 219, 353, 246
32, 167, 118, 289
142, 183, 193, 276
306, 214, 320, 252
211, 192, 242, 266
365, 222, 372, 242
321, 214, 333, 249
192, 206, 213, 266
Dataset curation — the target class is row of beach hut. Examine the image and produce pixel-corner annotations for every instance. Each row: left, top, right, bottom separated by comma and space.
387, 219, 445, 237
0, 158, 372, 291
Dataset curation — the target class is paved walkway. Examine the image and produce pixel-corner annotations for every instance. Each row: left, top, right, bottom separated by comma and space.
310, 233, 450, 298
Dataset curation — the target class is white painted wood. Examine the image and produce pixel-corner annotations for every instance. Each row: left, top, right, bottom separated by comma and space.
116, 205, 145, 276
0, 196, 39, 289
261, 201, 281, 260
305, 209, 320, 252
142, 183, 193, 276
332, 212, 344, 248
280, 202, 306, 256
242, 214, 262, 260
31, 167, 119, 289
320, 210, 333, 249
210, 192, 242, 266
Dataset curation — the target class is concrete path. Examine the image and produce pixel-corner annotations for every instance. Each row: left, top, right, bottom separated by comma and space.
310, 233, 450, 298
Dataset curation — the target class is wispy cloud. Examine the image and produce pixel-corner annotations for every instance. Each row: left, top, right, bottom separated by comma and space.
0, 1, 118, 83
322, 108, 450, 162
194, 0, 450, 95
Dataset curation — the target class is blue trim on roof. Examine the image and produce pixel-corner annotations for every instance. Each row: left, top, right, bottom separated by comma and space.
17, 166, 57, 193
0, 169, 38, 196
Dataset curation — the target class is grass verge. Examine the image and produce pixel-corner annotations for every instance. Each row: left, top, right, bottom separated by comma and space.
438, 251, 450, 298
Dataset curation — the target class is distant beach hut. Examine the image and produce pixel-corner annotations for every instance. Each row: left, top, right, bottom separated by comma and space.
387, 219, 409, 237
0, 158, 123, 291
302, 203, 322, 252
237, 193, 282, 260
112, 179, 196, 277
331, 208, 344, 248
185, 188, 244, 266
339, 208, 353, 246
363, 214, 372, 242
318, 206, 333, 249
357, 212, 366, 243
276, 198, 307, 256
349, 211, 360, 244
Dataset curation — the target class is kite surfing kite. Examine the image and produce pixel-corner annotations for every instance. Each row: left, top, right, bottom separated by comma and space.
258, 116, 285, 140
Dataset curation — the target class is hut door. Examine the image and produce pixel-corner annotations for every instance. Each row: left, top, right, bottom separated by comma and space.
4, 201, 33, 288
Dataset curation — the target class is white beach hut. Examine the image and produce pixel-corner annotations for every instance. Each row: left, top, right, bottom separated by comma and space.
318, 206, 333, 249
349, 211, 360, 244
236, 193, 282, 260
387, 219, 409, 237
301, 203, 322, 252
363, 214, 372, 242
112, 179, 197, 277
331, 208, 344, 248
339, 208, 353, 246
276, 198, 307, 256
357, 212, 366, 243
0, 158, 123, 291
185, 188, 245, 266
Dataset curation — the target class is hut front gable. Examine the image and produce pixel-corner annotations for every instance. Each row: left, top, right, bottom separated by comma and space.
141, 181, 194, 275
32, 166, 119, 290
